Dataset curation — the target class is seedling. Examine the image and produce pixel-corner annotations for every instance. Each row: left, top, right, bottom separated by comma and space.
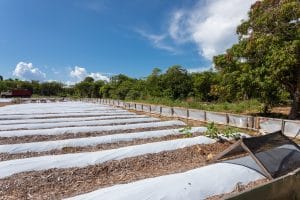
222, 126, 240, 139
179, 126, 193, 138
205, 122, 219, 139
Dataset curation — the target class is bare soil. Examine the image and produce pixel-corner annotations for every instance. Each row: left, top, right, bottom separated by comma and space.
0, 125, 184, 145
0, 142, 231, 200
271, 106, 291, 115
0, 132, 203, 161
0, 102, 12, 107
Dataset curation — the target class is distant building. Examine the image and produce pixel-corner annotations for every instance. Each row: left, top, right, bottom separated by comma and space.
0, 89, 32, 98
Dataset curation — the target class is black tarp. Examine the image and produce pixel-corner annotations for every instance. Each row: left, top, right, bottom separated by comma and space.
217, 132, 300, 179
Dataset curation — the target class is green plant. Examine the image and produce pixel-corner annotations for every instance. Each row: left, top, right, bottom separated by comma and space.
179, 126, 193, 138
222, 126, 240, 139
205, 122, 219, 139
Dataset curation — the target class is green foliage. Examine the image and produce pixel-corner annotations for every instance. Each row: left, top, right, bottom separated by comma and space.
205, 123, 241, 140
0, 79, 66, 97
161, 66, 192, 99
134, 98, 261, 114
222, 126, 240, 139
213, 0, 300, 118
191, 71, 220, 101
205, 122, 219, 139
146, 68, 163, 97
83, 77, 94, 83
74, 78, 105, 98
179, 126, 193, 138
1, 0, 299, 119
40, 82, 64, 96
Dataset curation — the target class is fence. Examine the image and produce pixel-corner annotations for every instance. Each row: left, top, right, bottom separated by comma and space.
82, 98, 300, 139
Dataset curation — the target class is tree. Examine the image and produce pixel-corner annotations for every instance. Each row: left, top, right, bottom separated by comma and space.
126, 79, 147, 100
0, 75, 3, 81
214, 0, 300, 118
145, 68, 163, 97
74, 81, 93, 97
108, 74, 134, 99
99, 84, 112, 98
83, 77, 94, 83
161, 66, 192, 99
31, 80, 41, 94
91, 80, 105, 98
191, 71, 220, 101
40, 81, 63, 96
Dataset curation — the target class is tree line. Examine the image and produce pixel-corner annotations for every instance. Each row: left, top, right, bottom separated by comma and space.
0, 0, 299, 119
0, 65, 291, 113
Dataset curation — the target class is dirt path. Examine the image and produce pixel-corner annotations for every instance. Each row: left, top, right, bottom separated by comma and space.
0, 102, 12, 107
0, 142, 230, 200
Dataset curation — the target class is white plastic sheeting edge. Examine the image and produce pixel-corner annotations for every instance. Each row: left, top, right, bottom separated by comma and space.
0, 108, 123, 116
0, 117, 159, 131
0, 106, 123, 114
0, 110, 131, 120
0, 115, 145, 125
0, 135, 215, 178
0, 102, 115, 114
0, 127, 207, 153
65, 163, 264, 200
0, 98, 12, 103
0, 120, 186, 137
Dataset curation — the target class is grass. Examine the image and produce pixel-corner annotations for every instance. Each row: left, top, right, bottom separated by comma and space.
129, 97, 262, 115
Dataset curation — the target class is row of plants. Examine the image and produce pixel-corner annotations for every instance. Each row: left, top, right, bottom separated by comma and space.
180, 122, 242, 141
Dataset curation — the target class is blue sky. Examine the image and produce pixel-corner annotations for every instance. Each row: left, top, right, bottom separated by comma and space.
0, 0, 255, 83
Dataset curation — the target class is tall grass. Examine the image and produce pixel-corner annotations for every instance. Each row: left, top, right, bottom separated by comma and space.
130, 97, 262, 114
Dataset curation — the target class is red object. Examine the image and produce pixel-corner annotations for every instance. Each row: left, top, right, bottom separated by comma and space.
1, 89, 32, 98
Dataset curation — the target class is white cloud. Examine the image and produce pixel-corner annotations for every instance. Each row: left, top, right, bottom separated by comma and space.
135, 29, 178, 54
89, 72, 110, 82
70, 66, 109, 82
187, 66, 211, 73
70, 66, 88, 80
168, 0, 255, 60
13, 62, 46, 81
65, 81, 77, 86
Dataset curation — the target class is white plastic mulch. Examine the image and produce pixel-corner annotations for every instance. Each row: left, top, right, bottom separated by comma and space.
0, 104, 115, 114
0, 115, 145, 125
0, 120, 186, 137
0, 117, 159, 131
0, 127, 207, 154
0, 135, 215, 178
0, 102, 110, 113
0, 98, 12, 103
0, 110, 132, 120
0, 108, 123, 115
65, 163, 264, 200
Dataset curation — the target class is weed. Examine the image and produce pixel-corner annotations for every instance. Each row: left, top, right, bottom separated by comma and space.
131, 98, 262, 114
